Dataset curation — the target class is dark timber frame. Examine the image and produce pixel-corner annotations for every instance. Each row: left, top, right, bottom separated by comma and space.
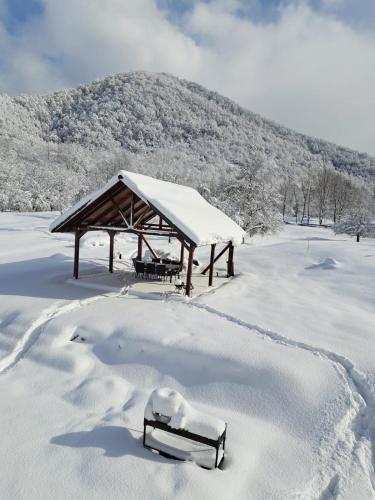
201, 241, 234, 279
108, 230, 115, 273
143, 418, 227, 469
51, 175, 237, 296
208, 243, 216, 287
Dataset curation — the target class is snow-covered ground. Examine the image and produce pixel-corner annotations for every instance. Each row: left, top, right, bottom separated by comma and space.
1, 212, 374, 499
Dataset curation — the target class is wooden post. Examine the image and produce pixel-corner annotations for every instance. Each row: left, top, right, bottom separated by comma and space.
143, 422, 147, 447
130, 193, 134, 227
185, 245, 195, 297
108, 231, 115, 273
201, 242, 231, 275
73, 230, 81, 279
208, 243, 216, 286
137, 233, 143, 260
227, 242, 234, 277
179, 239, 185, 271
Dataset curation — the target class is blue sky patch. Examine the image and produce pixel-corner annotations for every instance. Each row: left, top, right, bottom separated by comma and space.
1, 0, 43, 34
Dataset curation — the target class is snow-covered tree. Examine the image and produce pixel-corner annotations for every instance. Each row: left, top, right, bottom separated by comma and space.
1, 70, 375, 240
329, 170, 356, 223
333, 180, 375, 241
218, 153, 282, 235
314, 165, 332, 225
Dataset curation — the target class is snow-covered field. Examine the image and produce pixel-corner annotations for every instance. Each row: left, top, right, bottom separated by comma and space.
1, 212, 375, 500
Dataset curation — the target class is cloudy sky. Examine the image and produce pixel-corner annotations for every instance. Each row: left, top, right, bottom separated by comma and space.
0, 0, 374, 154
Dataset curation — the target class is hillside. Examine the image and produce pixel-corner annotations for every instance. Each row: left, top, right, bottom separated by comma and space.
0, 71, 374, 227
1, 71, 375, 177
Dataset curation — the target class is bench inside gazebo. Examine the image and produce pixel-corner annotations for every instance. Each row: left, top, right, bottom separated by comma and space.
49, 170, 246, 296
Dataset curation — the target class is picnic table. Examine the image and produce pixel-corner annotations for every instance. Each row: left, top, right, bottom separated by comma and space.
133, 258, 180, 282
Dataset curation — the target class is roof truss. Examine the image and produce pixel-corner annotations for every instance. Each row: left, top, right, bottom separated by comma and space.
53, 180, 195, 245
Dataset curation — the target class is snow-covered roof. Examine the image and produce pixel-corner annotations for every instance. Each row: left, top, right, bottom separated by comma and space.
50, 170, 246, 247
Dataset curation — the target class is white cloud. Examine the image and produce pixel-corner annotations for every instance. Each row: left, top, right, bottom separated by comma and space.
320, 0, 343, 8
0, 0, 374, 155
0, 0, 203, 93
186, 3, 375, 154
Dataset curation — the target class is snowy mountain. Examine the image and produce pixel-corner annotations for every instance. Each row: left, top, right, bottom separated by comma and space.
1, 71, 375, 177
0, 71, 374, 224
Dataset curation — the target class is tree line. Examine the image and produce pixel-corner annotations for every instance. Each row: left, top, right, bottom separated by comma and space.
0, 135, 374, 241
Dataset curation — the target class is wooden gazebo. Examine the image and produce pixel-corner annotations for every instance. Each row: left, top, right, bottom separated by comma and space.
49, 170, 245, 296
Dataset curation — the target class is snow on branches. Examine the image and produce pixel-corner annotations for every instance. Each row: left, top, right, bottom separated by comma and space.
333, 179, 375, 241
1, 71, 375, 237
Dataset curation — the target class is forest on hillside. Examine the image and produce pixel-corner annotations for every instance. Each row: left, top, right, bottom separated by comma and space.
0, 72, 374, 235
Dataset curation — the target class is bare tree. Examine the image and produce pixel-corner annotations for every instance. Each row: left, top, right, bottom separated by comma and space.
314, 166, 332, 225
333, 179, 375, 242
300, 167, 316, 225
330, 172, 355, 223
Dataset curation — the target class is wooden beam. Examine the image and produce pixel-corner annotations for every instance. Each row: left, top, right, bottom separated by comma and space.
201, 242, 231, 275
181, 239, 190, 252
137, 234, 143, 260
105, 197, 144, 227
185, 245, 195, 297
147, 200, 196, 247
227, 242, 234, 277
140, 223, 171, 229
86, 190, 133, 226
179, 239, 185, 271
133, 205, 152, 227
130, 193, 134, 226
108, 231, 115, 273
141, 235, 158, 260
98, 194, 143, 228
57, 182, 124, 232
208, 243, 216, 286
137, 225, 174, 233
73, 230, 85, 279
131, 198, 147, 218
98, 193, 143, 228
83, 225, 179, 238
110, 197, 130, 228
135, 209, 156, 227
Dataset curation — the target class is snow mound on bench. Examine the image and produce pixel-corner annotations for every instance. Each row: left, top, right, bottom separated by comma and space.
144, 387, 226, 440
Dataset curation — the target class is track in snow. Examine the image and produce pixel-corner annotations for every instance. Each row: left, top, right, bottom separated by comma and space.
182, 298, 375, 499
1, 280, 374, 497
0, 292, 123, 375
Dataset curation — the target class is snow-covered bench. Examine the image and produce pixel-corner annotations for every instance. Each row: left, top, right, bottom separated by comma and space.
143, 388, 227, 469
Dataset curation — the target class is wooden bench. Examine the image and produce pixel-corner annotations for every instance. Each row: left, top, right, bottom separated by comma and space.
143, 417, 227, 469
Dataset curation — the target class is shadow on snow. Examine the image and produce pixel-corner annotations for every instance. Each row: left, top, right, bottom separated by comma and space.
51, 425, 171, 464
0, 253, 106, 300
